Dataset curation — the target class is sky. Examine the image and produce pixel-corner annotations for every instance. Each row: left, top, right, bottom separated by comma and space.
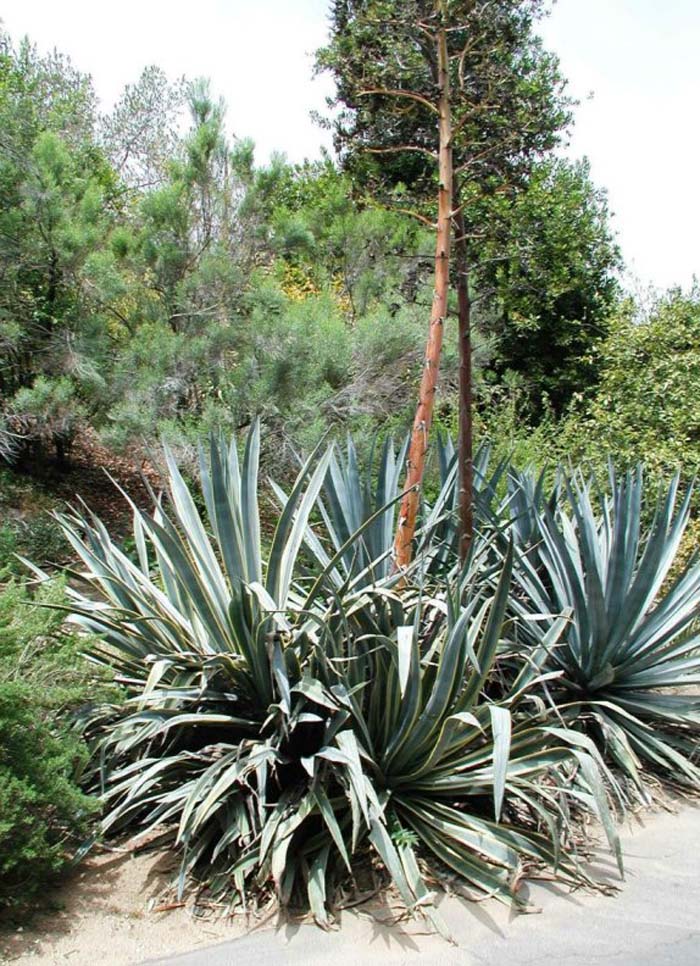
1, 0, 698, 292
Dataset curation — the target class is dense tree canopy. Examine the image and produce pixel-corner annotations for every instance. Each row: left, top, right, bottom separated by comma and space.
317, 0, 571, 199
0, 22, 619, 475
562, 289, 700, 478
478, 157, 621, 414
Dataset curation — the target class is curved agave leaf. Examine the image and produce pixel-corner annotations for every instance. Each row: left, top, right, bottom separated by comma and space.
52, 425, 333, 712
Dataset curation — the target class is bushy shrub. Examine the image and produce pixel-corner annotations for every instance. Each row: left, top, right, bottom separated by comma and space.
8, 376, 87, 466
560, 288, 700, 483
0, 683, 98, 915
0, 578, 111, 915
0, 525, 17, 579
0, 578, 105, 708
0, 517, 68, 577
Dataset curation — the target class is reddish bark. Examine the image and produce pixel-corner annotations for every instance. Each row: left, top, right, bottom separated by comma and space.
393, 22, 453, 571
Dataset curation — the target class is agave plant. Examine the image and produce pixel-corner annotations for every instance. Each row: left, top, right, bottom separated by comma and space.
271, 434, 409, 589
431, 437, 560, 562
502, 465, 560, 553
297, 544, 621, 921
275, 433, 500, 592
430, 434, 513, 563
28, 426, 619, 932
511, 466, 700, 793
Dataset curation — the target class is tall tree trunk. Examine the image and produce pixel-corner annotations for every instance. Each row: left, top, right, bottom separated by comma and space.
454, 190, 474, 564
393, 21, 453, 571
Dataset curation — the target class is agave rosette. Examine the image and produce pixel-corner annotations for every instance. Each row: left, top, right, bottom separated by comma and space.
511, 466, 700, 792
28, 427, 620, 931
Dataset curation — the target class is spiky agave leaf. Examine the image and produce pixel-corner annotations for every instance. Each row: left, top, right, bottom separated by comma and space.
320, 434, 408, 582
281, 433, 513, 597
45, 422, 335, 707
501, 465, 561, 553
511, 466, 700, 793
427, 434, 513, 569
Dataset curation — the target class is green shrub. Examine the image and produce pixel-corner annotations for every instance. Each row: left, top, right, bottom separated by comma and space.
560, 289, 700, 484
0, 525, 17, 579
0, 578, 112, 915
9, 376, 88, 464
0, 682, 98, 915
0, 469, 66, 576
0, 578, 97, 703
0, 517, 67, 576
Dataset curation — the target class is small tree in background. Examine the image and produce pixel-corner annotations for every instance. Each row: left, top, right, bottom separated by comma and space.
99, 65, 187, 190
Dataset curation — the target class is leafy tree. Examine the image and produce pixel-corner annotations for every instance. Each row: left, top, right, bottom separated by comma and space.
477, 158, 621, 416
137, 79, 242, 332
100, 81, 250, 451
99, 65, 187, 189
320, 1, 456, 567
260, 159, 430, 318
562, 288, 700, 480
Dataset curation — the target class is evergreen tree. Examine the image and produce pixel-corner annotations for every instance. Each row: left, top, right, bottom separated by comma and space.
318, 0, 572, 563
0, 32, 117, 463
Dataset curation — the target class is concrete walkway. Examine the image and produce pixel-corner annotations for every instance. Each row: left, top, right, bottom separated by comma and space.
146, 805, 700, 966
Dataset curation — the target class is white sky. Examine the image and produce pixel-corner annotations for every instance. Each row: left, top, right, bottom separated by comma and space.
1, 0, 698, 292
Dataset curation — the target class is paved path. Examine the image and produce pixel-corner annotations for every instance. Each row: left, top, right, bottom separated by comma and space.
146, 805, 700, 966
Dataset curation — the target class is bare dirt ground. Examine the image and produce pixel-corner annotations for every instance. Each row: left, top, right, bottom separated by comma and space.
6, 806, 699, 966
0, 850, 251, 966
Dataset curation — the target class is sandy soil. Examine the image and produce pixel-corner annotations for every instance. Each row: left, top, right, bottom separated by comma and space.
0, 850, 255, 966
1, 803, 694, 965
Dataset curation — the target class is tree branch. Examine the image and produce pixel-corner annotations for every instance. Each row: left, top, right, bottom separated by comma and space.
357, 88, 440, 115
365, 144, 438, 160
394, 207, 437, 229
